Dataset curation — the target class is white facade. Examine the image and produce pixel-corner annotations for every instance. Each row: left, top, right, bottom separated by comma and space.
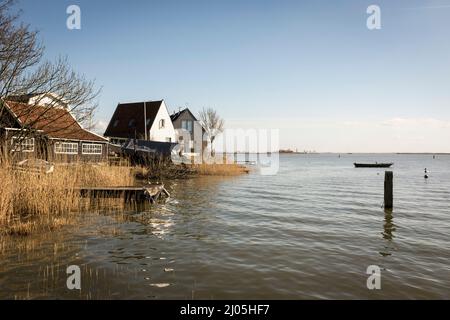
149, 101, 176, 143
28, 93, 68, 109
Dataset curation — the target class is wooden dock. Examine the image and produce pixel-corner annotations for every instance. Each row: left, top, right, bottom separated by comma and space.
76, 184, 170, 204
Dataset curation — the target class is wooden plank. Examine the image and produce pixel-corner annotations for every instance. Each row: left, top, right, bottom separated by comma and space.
74, 184, 169, 204
384, 171, 393, 209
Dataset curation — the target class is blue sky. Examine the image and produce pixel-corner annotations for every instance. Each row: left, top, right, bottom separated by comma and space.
14, 0, 450, 152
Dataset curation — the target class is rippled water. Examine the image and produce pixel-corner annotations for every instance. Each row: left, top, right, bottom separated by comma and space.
1, 154, 450, 299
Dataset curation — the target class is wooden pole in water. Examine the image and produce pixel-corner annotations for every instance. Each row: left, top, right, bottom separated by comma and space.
384, 171, 393, 209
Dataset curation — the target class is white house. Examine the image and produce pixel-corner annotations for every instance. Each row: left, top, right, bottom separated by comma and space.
104, 100, 176, 145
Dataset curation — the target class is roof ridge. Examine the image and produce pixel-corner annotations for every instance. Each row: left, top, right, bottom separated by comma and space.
118, 100, 164, 106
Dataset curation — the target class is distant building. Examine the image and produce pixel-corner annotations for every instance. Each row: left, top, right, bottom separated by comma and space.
104, 100, 176, 145
0, 99, 108, 162
7, 92, 69, 109
170, 108, 206, 156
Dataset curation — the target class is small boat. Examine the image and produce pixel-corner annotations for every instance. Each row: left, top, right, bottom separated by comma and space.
354, 162, 393, 168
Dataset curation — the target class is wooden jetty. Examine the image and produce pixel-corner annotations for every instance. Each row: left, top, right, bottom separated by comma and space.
76, 184, 170, 204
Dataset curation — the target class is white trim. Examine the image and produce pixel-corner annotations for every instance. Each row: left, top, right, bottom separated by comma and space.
55, 142, 79, 154
84, 129, 108, 141
48, 137, 107, 143
11, 137, 35, 153
82, 143, 103, 155
4, 127, 44, 133
3, 101, 23, 125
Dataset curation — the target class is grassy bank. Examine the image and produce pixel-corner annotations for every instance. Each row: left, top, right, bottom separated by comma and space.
192, 163, 250, 176
143, 160, 250, 180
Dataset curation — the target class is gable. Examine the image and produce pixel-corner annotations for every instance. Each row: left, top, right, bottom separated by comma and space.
149, 101, 175, 133
0, 103, 21, 128
170, 108, 198, 123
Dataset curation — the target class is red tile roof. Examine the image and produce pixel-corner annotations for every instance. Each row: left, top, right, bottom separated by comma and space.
4, 101, 107, 142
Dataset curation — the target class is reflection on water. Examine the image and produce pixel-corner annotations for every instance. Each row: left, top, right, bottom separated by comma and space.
1, 154, 450, 299
379, 209, 396, 257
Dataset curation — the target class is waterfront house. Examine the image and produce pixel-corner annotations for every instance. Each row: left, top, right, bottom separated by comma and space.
104, 100, 176, 145
0, 98, 108, 162
170, 108, 206, 156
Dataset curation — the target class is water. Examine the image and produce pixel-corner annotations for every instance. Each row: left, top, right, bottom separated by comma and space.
1, 154, 450, 299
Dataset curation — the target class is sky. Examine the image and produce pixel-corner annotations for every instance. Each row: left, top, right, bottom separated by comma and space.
13, 0, 450, 152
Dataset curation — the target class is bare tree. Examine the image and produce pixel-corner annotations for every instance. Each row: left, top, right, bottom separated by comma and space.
0, 0, 100, 146
198, 107, 224, 157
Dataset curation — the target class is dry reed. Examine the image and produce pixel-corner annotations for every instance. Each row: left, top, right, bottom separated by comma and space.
0, 160, 135, 236
192, 163, 249, 176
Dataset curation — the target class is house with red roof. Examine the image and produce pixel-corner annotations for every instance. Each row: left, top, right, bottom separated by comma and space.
0, 96, 108, 162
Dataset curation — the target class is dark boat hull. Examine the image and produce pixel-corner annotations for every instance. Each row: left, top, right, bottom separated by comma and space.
354, 163, 393, 168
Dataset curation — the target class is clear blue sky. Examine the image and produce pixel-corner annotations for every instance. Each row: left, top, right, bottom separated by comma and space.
14, 0, 450, 152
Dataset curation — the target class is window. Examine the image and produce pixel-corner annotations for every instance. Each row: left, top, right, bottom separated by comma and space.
113, 120, 119, 127
182, 120, 193, 133
11, 137, 34, 152
146, 118, 152, 126
178, 135, 183, 141
55, 142, 78, 154
128, 118, 136, 128
159, 119, 165, 129
82, 143, 103, 155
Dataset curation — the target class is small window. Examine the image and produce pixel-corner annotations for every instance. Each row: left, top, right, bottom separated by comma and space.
128, 118, 136, 128
178, 136, 183, 141
82, 143, 103, 155
159, 119, 165, 129
11, 137, 35, 153
55, 142, 78, 154
182, 120, 193, 133
113, 120, 119, 127
146, 118, 152, 126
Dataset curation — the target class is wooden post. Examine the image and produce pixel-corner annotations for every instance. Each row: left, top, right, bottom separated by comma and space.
384, 171, 393, 209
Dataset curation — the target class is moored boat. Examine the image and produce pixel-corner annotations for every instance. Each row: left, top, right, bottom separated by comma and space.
354, 163, 393, 168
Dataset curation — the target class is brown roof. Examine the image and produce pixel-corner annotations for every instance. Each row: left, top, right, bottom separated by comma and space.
4, 101, 107, 142
104, 100, 163, 139
170, 108, 198, 122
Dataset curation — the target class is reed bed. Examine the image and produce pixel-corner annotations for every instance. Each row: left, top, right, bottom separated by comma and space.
0, 155, 248, 236
192, 163, 249, 176
0, 161, 135, 236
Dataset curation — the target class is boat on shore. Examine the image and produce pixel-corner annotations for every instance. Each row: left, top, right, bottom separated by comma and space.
354, 162, 393, 168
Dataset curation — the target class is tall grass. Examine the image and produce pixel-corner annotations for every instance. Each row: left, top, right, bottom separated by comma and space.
192, 163, 249, 176
0, 156, 248, 235
0, 161, 135, 236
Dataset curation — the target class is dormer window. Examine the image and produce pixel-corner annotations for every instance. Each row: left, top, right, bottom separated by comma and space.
159, 119, 165, 129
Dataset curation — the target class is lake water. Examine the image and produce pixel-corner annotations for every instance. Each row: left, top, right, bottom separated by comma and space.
1, 154, 449, 299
